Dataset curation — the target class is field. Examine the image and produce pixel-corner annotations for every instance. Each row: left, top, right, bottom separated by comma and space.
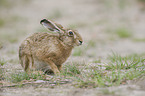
0, 0, 145, 96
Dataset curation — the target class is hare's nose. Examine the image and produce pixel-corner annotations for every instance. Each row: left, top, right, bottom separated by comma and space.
79, 40, 83, 45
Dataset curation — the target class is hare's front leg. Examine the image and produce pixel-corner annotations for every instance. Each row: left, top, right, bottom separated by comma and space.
57, 65, 62, 71
44, 60, 60, 74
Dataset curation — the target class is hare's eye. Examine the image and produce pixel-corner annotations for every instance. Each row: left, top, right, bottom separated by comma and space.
68, 31, 73, 36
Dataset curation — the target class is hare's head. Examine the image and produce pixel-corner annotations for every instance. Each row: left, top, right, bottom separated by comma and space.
40, 19, 83, 47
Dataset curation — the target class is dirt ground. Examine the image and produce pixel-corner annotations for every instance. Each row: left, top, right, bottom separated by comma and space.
0, 0, 145, 96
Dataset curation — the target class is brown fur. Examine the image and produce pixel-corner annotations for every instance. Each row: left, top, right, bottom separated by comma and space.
19, 19, 83, 74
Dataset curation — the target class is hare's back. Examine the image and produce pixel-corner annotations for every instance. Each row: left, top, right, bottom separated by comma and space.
28, 32, 58, 42
26, 32, 59, 46
20, 32, 59, 54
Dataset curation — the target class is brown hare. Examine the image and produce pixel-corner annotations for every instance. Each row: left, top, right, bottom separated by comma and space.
19, 19, 83, 74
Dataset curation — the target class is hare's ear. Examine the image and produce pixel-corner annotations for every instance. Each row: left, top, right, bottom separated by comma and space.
40, 19, 62, 33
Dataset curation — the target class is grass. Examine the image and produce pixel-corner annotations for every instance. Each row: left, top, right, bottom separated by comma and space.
61, 62, 81, 76
73, 47, 84, 56
115, 27, 132, 38
100, 0, 127, 10
2, 36, 18, 43
138, 0, 145, 2
0, 58, 45, 83
132, 38, 145, 42
0, 19, 5, 27
73, 40, 96, 56
0, 68, 4, 82
5, 72, 46, 83
93, 59, 101, 63
0, 0, 29, 9
64, 53, 145, 88
0, 30, 25, 43
0, 42, 2, 49
0, 58, 7, 66
100, 0, 113, 9
106, 27, 132, 39
2, 53, 145, 88
21, 0, 31, 4
99, 89, 115, 95
106, 53, 145, 70
0, 0, 13, 8
0, 58, 6, 81
8, 38, 18, 43
87, 40, 96, 48
118, 0, 127, 10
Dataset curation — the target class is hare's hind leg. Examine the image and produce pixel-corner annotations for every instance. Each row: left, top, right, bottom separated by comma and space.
19, 55, 30, 72
22, 55, 36, 73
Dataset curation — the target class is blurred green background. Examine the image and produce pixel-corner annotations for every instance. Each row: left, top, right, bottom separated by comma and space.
0, 0, 145, 58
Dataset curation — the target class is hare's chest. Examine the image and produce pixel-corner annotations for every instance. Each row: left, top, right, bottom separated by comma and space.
34, 43, 72, 65
54, 48, 72, 65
